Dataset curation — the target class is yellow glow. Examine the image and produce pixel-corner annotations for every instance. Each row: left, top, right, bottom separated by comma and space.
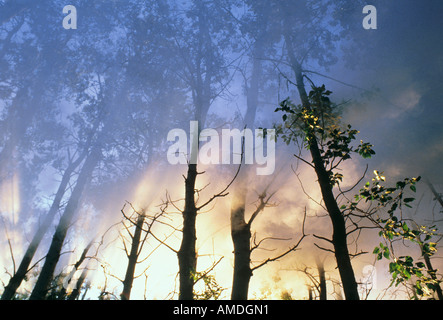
0, 171, 20, 223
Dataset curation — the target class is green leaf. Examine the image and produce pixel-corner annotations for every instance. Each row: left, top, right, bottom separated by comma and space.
383, 248, 390, 259
389, 262, 398, 273
402, 223, 410, 233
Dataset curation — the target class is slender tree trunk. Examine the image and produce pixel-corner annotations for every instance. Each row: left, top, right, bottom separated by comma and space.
67, 265, 89, 300
29, 148, 100, 300
178, 163, 198, 300
230, 184, 252, 300
58, 239, 94, 300
308, 285, 313, 300
231, 224, 252, 299
301, 78, 359, 300
1, 152, 86, 300
284, 32, 359, 300
316, 260, 327, 300
230, 42, 263, 300
121, 212, 146, 300
426, 179, 443, 209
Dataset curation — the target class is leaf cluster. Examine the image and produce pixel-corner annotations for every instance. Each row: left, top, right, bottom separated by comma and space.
192, 272, 225, 300
275, 85, 375, 187
363, 174, 441, 299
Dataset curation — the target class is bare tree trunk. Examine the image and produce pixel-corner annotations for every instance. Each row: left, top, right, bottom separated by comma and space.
284, 32, 359, 300
67, 266, 89, 300
29, 148, 100, 300
58, 239, 94, 300
308, 285, 313, 300
178, 163, 198, 300
121, 212, 145, 300
316, 259, 327, 300
1, 152, 86, 300
230, 40, 264, 300
426, 179, 443, 209
230, 184, 252, 300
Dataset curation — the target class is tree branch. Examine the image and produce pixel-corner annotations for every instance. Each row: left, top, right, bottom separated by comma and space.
251, 208, 308, 271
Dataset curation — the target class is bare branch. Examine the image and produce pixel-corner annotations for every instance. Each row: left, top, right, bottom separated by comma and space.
193, 257, 224, 285
196, 161, 242, 211
292, 167, 326, 211
336, 164, 369, 202
313, 234, 333, 244
247, 190, 277, 226
313, 243, 335, 255
150, 230, 179, 254
294, 153, 315, 169
251, 208, 308, 271
251, 235, 292, 253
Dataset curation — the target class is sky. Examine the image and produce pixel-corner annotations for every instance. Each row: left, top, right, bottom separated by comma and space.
0, 0, 442, 300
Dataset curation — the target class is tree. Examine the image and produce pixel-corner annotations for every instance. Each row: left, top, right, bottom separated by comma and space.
297, 258, 328, 300
275, 85, 377, 300
161, 0, 239, 300
0, 0, 106, 299
231, 188, 307, 300
119, 202, 167, 300
1, 146, 88, 299
29, 146, 102, 300
57, 239, 95, 300
360, 174, 442, 299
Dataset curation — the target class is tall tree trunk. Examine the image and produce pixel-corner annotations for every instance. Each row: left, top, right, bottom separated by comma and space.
316, 259, 327, 300
1, 152, 86, 300
178, 163, 198, 300
230, 41, 263, 300
230, 183, 252, 300
284, 32, 359, 300
230, 222, 252, 300
58, 239, 94, 300
67, 264, 89, 300
308, 285, 313, 300
120, 212, 146, 300
29, 148, 100, 300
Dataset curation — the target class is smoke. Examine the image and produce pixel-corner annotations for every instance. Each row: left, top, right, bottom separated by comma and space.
1, 0, 442, 300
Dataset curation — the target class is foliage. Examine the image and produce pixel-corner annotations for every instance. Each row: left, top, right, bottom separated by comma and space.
192, 271, 225, 300
359, 173, 441, 299
275, 85, 375, 186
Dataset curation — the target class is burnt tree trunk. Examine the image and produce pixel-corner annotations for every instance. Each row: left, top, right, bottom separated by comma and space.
178, 163, 198, 300
230, 38, 264, 300
230, 186, 252, 300
67, 265, 89, 300
316, 260, 327, 300
121, 212, 146, 300
29, 148, 100, 300
1, 152, 87, 300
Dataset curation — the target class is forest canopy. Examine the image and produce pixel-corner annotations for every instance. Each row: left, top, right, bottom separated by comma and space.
0, 0, 442, 301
